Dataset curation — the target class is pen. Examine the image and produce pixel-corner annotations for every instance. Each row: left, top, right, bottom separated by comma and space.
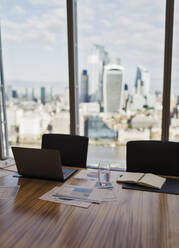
52, 194, 100, 203
52, 195, 74, 201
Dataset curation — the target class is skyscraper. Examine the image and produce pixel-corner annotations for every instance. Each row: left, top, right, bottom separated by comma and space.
41, 87, 45, 104
88, 44, 109, 103
40, 87, 52, 104
135, 65, 150, 95
123, 83, 129, 111
80, 70, 89, 102
103, 63, 125, 113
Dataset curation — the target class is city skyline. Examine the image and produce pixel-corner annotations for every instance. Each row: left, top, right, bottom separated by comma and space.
0, 0, 178, 93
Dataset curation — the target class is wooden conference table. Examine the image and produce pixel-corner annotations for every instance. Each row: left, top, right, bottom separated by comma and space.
0, 168, 179, 248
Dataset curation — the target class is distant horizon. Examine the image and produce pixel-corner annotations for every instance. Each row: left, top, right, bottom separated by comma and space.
5, 78, 179, 96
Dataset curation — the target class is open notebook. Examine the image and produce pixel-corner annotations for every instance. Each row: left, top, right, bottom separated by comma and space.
117, 172, 166, 189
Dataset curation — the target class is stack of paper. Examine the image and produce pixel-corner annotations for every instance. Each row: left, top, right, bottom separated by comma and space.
40, 169, 119, 208
40, 183, 117, 208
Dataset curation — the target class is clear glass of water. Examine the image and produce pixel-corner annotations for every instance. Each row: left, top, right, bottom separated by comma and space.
98, 162, 111, 187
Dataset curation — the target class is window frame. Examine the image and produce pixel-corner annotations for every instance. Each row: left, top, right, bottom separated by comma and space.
161, 0, 175, 140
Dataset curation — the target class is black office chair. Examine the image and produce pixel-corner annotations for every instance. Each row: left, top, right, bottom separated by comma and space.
127, 140, 179, 176
41, 134, 89, 168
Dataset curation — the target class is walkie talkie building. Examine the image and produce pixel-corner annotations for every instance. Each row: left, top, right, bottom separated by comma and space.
103, 64, 125, 113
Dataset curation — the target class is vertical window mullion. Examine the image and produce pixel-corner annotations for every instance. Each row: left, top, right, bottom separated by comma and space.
0, 25, 9, 159
161, 0, 175, 141
66, 0, 79, 135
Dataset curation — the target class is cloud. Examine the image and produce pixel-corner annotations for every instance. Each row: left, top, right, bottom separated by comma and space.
1, 7, 67, 45
78, 1, 165, 53
78, 6, 95, 22
43, 45, 54, 51
12, 6, 26, 15
3, 33, 19, 42
23, 30, 57, 44
30, 0, 65, 7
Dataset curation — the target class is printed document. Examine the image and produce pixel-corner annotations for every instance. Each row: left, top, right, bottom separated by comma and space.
51, 184, 101, 203
74, 170, 98, 181
0, 169, 13, 178
40, 186, 91, 208
75, 169, 120, 182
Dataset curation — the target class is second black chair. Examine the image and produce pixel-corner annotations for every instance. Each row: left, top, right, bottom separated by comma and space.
127, 140, 179, 176
41, 134, 89, 168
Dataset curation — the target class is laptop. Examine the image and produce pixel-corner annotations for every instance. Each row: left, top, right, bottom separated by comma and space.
12, 147, 77, 181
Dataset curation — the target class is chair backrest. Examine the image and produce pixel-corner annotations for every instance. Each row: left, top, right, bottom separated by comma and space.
41, 134, 89, 168
127, 140, 179, 176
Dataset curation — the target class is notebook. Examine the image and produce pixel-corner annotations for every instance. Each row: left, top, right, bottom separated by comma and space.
117, 172, 166, 189
12, 147, 77, 181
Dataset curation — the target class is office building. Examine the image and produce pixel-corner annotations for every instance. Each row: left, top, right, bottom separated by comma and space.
80, 102, 100, 113
129, 94, 146, 111
103, 63, 125, 113
123, 83, 129, 111
40, 87, 52, 105
12, 90, 18, 99
84, 115, 118, 139
88, 44, 109, 103
24, 88, 36, 101
5, 85, 12, 101
80, 70, 89, 103
135, 65, 150, 96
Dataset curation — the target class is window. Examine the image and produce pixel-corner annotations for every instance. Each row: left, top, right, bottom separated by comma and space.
78, 0, 165, 165
0, 0, 69, 156
0, 0, 176, 167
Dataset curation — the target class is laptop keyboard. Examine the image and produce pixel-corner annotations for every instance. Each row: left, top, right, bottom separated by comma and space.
62, 167, 76, 178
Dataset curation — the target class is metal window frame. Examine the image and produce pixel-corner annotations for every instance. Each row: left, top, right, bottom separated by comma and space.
0, 25, 9, 159
161, 0, 175, 141
66, 0, 79, 135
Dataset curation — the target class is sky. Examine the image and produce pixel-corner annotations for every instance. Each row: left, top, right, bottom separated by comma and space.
0, 0, 179, 93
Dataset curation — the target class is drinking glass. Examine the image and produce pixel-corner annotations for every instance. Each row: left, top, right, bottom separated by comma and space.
98, 162, 111, 187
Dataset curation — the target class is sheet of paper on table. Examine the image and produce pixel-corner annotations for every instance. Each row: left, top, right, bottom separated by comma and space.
0, 158, 16, 169
0, 186, 20, 200
0, 169, 14, 178
3, 165, 18, 172
40, 186, 91, 208
74, 170, 98, 181
75, 169, 120, 182
40, 183, 117, 209
52, 184, 101, 203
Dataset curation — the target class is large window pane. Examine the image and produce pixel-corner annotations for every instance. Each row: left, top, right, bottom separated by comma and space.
0, 0, 69, 154
78, 0, 165, 165
170, 0, 179, 141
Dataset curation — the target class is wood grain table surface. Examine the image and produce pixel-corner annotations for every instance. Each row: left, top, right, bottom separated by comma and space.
0, 170, 179, 248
